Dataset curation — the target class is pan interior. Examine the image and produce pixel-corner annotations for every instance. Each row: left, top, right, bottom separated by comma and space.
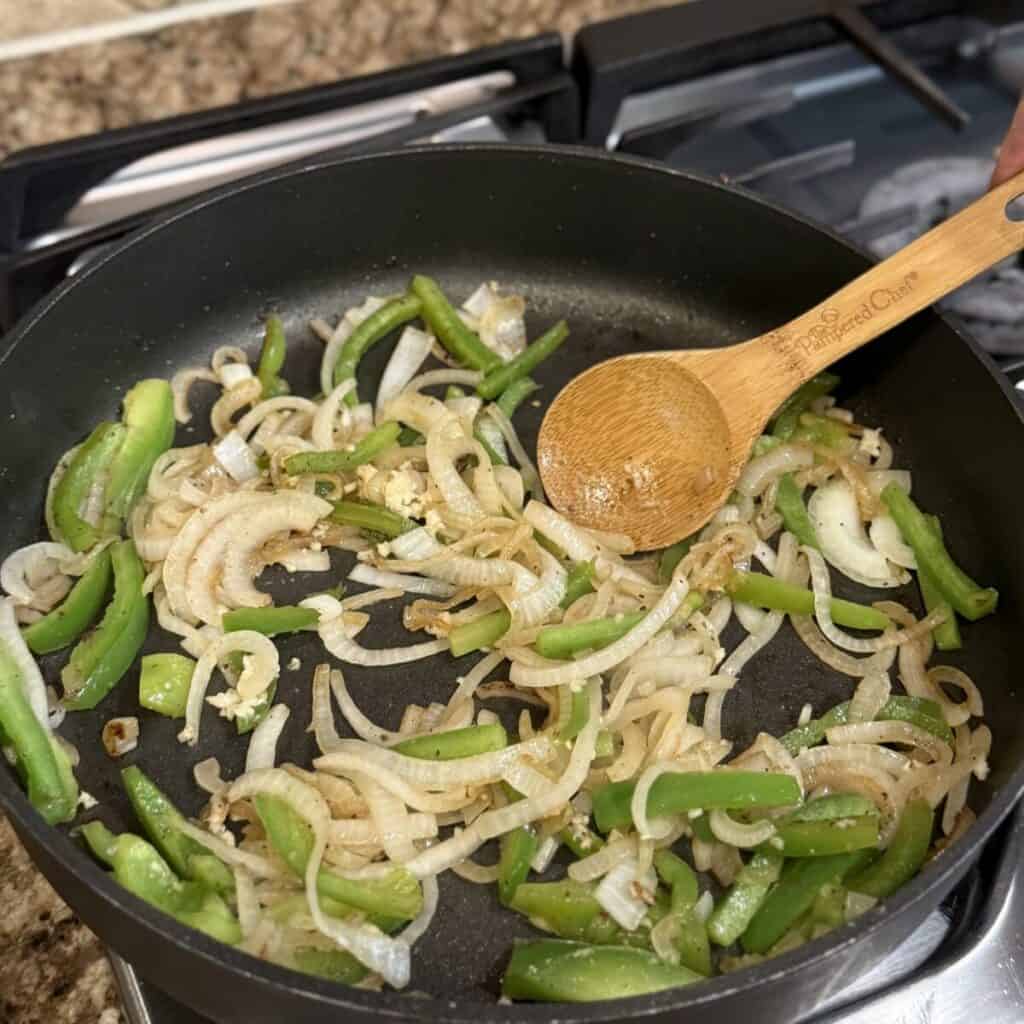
2, 147, 1021, 1002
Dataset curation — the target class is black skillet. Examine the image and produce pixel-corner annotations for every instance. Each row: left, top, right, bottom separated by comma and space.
1, 145, 1022, 1024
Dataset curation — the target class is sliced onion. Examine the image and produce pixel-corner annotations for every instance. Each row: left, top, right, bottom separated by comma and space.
708, 809, 776, 848
848, 672, 891, 723
1, 542, 75, 606
179, 631, 280, 746
865, 469, 911, 498
211, 378, 261, 437
808, 480, 907, 588
509, 574, 690, 688
327, 814, 437, 847
375, 326, 434, 417
568, 836, 636, 883
313, 599, 449, 667
826, 721, 952, 765
475, 412, 509, 464
736, 444, 814, 497
163, 492, 275, 621
230, 767, 410, 989
170, 366, 218, 423
631, 762, 685, 840
0, 598, 49, 729
425, 417, 487, 524
211, 430, 260, 483
193, 758, 227, 796
524, 501, 596, 563
484, 405, 544, 499
805, 546, 943, 654
329, 669, 404, 746
306, 378, 356, 451
245, 704, 290, 772
868, 515, 916, 569
790, 613, 897, 677
215, 493, 331, 615
595, 858, 657, 931
317, 735, 554, 790
348, 564, 454, 598
503, 547, 566, 628
398, 875, 439, 948
531, 836, 560, 874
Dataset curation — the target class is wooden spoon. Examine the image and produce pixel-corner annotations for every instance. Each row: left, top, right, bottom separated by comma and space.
537, 169, 1024, 551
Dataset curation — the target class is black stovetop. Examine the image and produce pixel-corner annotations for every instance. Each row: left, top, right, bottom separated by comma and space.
4, 3, 1024, 1022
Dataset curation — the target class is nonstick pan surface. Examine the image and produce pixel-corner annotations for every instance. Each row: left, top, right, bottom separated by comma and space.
2, 145, 1023, 1024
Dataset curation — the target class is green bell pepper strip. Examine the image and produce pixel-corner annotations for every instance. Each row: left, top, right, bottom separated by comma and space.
880, 484, 997, 620
780, 695, 952, 755
561, 561, 596, 609
234, 678, 276, 735
790, 413, 853, 449
509, 880, 659, 947
810, 883, 847, 930
257, 315, 289, 398
535, 611, 645, 660
105, 379, 176, 519
448, 609, 510, 657
559, 819, 605, 859
653, 850, 699, 909
392, 722, 507, 760
654, 850, 710, 975
328, 499, 414, 539
741, 849, 874, 954
769, 815, 880, 857
502, 940, 702, 1002
496, 377, 539, 418
751, 435, 782, 458
477, 321, 570, 400
110, 832, 242, 944
397, 426, 423, 446
284, 421, 401, 476
498, 826, 539, 906
0, 640, 78, 824
775, 474, 819, 549
332, 293, 424, 401
917, 514, 962, 651
707, 849, 784, 947
790, 793, 878, 822
138, 653, 195, 718
52, 421, 125, 551
121, 765, 234, 895
593, 771, 802, 834
771, 372, 841, 440
658, 536, 693, 583
848, 798, 934, 900
81, 820, 120, 866
725, 570, 890, 631
222, 605, 319, 636
290, 947, 368, 985
23, 547, 113, 654
254, 794, 422, 920
411, 276, 501, 373
62, 540, 149, 711
536, 592, 704, 661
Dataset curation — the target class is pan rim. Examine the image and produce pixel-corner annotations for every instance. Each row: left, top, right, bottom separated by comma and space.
2, 141, 1022, 1022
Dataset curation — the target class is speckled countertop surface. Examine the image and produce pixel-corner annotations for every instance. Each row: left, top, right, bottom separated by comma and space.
0, 4, 672, 1020
0, 0, 670, 157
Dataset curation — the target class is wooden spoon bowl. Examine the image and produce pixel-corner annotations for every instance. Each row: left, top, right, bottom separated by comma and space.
538, 168, 1024, 550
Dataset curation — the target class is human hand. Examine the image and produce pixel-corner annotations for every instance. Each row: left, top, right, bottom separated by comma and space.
991, 96, 1024, 188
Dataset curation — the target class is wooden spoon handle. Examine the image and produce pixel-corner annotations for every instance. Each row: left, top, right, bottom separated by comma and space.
751, 166, 1024, 407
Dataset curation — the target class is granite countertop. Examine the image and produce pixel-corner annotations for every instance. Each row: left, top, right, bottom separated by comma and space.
0, 0, 669, 157
0, 3, 672, 1020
